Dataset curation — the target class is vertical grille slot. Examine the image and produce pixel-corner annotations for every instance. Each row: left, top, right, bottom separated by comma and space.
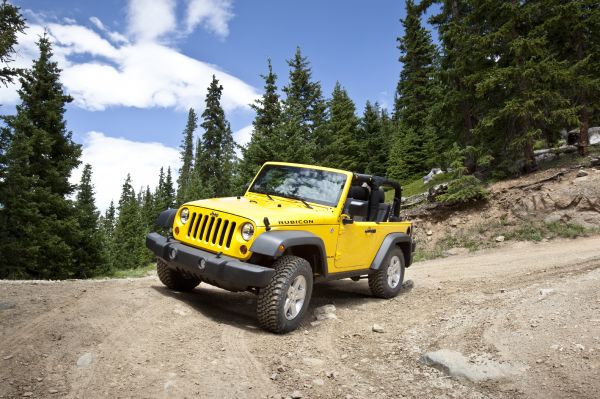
198, 214, 209, 240
219, 220, 229, 246
212, 219, 222, 244
204, 216, 216, 242
187, 212, 197, 237
192, 214, 203, 238
226, 222, 236, 248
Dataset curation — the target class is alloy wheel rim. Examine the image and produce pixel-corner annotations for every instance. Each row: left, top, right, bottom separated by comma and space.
284, 275, 307, 320
387, 255, 401, 288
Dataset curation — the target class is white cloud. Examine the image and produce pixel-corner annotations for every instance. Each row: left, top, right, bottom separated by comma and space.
186, 0, 234, 38
0, 1, 256, 112
233, 124, 253, 146
71, 131, 181, 212
128, 0, 177, 42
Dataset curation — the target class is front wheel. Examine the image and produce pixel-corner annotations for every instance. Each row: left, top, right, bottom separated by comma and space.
257, 255, 313, 333
368, 247, 405, 298
156, 258, 201, 292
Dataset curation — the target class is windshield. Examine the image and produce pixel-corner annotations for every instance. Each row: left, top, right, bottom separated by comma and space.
249, 165, 348, 207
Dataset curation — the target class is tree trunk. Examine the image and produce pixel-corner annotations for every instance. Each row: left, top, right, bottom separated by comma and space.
578, 104, 589, 156
523, 139, 537, 173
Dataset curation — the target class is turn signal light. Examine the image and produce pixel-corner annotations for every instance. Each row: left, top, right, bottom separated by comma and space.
240, 245, 248, 255
174, 226, 180, 235
278, 244, 285, 253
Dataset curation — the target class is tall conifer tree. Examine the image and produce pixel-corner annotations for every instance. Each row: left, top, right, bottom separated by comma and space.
281, 47, 326, 163
176, 108, 197, 204
389, 0, 439, 181
322, 82, 360, 170
73, 164, 106, 277
197, 75, 235, 197
0, 36, 81, 279
112, 174, 145, 269
239, 59, 283, 185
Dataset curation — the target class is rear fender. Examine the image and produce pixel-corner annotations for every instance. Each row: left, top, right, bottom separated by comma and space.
370, 233, 414, 269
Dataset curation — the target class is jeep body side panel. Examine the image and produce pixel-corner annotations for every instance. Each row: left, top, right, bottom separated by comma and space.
249, 230, 327, 266
370, 232, 415, 269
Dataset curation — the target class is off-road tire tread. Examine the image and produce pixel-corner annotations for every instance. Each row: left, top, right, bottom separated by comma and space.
157, 258, 200, 292
368, 248, 404, 299
257, 255, 312, 334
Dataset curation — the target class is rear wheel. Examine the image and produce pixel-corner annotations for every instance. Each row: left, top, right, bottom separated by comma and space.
257, 255, 313, 333
156, 258, 201, 292
368, 247, 405, 298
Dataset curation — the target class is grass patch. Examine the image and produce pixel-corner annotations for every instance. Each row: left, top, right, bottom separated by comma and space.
538, 144, 600, 171
98, 263, 156, 279
504, 221, 598, 242
392, 173, 451, 200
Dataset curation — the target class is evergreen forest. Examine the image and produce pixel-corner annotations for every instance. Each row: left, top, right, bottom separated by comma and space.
0, 0, 598, 278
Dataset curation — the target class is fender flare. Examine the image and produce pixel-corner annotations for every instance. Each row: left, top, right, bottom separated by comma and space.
370, 233, 414, 270
155, 208, 177, 229
250, 230, 327, 269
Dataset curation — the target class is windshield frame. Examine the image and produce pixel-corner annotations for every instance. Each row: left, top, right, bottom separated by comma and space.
247, 164, 350, 208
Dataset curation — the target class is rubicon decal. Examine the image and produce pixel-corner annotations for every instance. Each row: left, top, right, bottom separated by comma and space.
277, 219, 314, 225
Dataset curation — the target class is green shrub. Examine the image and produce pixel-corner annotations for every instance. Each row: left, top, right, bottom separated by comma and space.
437, 175, 488, 203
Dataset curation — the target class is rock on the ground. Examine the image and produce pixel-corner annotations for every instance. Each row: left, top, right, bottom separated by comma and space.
372, 324, 385, 333
314, 304, 337, 321
291, 390, 303, 399
495, 235, 505, 243
76, 352, 95, 367
302, 357, 324, 367
539, 288, 555, 297
402, 279, 415, 290
577, 170, 588, 178
420, 349, 520, 382
426, 230, 433, 236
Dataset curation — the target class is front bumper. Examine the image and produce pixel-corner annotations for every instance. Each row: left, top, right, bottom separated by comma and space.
146, 232, 275, 292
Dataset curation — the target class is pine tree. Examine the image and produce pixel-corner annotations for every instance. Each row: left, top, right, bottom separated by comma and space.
99, 201, 116, 270
73, 164, 106, 277
322, 82, 361, 170
544, 0, 600, 156
389, 0, 439, 181
140, 185, 155, 230
360, 102, 391, 176
112, 174, 146, 270
0, 36, 81, 279
188, 137, 211, 199
238, 59, 283, 186
0, 1, 25, 86
176, 108, 197, 204
470, 0, 575, 173
281, 47, 327, 163
197, 75, 236, 197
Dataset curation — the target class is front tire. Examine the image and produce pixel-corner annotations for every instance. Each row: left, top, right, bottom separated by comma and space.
257, 255, 313, 334
156, 258, 201, 292
368, 247, 405, 298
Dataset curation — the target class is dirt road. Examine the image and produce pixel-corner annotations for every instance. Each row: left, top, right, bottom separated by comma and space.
2, 236, 600, 399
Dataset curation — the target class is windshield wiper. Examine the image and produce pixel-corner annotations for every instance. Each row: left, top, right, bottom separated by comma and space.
252, 189, 274, 201
281, 194, 313, 209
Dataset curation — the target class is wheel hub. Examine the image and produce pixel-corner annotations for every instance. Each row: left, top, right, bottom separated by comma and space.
387, 255, 401, 288
284, 275, 307, 320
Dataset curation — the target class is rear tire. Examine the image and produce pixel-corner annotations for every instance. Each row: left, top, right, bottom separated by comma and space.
368, 247, 405, 298
257, 255, 313, 334
156, 258, 201, 292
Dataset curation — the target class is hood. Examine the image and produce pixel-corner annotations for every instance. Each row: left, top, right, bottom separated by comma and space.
185, 194, 339, 227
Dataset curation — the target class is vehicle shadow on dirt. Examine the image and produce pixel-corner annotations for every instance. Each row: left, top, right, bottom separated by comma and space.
152, 279, 413, 333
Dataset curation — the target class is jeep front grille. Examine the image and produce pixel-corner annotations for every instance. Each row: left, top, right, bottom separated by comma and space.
186, 211, 236, 249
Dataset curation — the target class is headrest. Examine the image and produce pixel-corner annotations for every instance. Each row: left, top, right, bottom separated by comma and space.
348, 186, 369, 201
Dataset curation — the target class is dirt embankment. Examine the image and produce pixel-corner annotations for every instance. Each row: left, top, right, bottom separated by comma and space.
2, 236, 600, 399
408, 167, 600, 256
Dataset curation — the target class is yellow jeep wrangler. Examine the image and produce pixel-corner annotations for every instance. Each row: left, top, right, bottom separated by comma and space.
146, 162, 415, 333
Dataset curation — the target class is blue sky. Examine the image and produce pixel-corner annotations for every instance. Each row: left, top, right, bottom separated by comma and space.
2, 0, 415, 210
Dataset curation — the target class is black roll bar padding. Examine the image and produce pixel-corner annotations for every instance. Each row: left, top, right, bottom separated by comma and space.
352, 173, 402, 218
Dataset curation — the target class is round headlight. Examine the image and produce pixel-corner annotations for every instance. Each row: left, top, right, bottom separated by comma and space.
241, 223, 254, 241
180, 208, 190, 224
